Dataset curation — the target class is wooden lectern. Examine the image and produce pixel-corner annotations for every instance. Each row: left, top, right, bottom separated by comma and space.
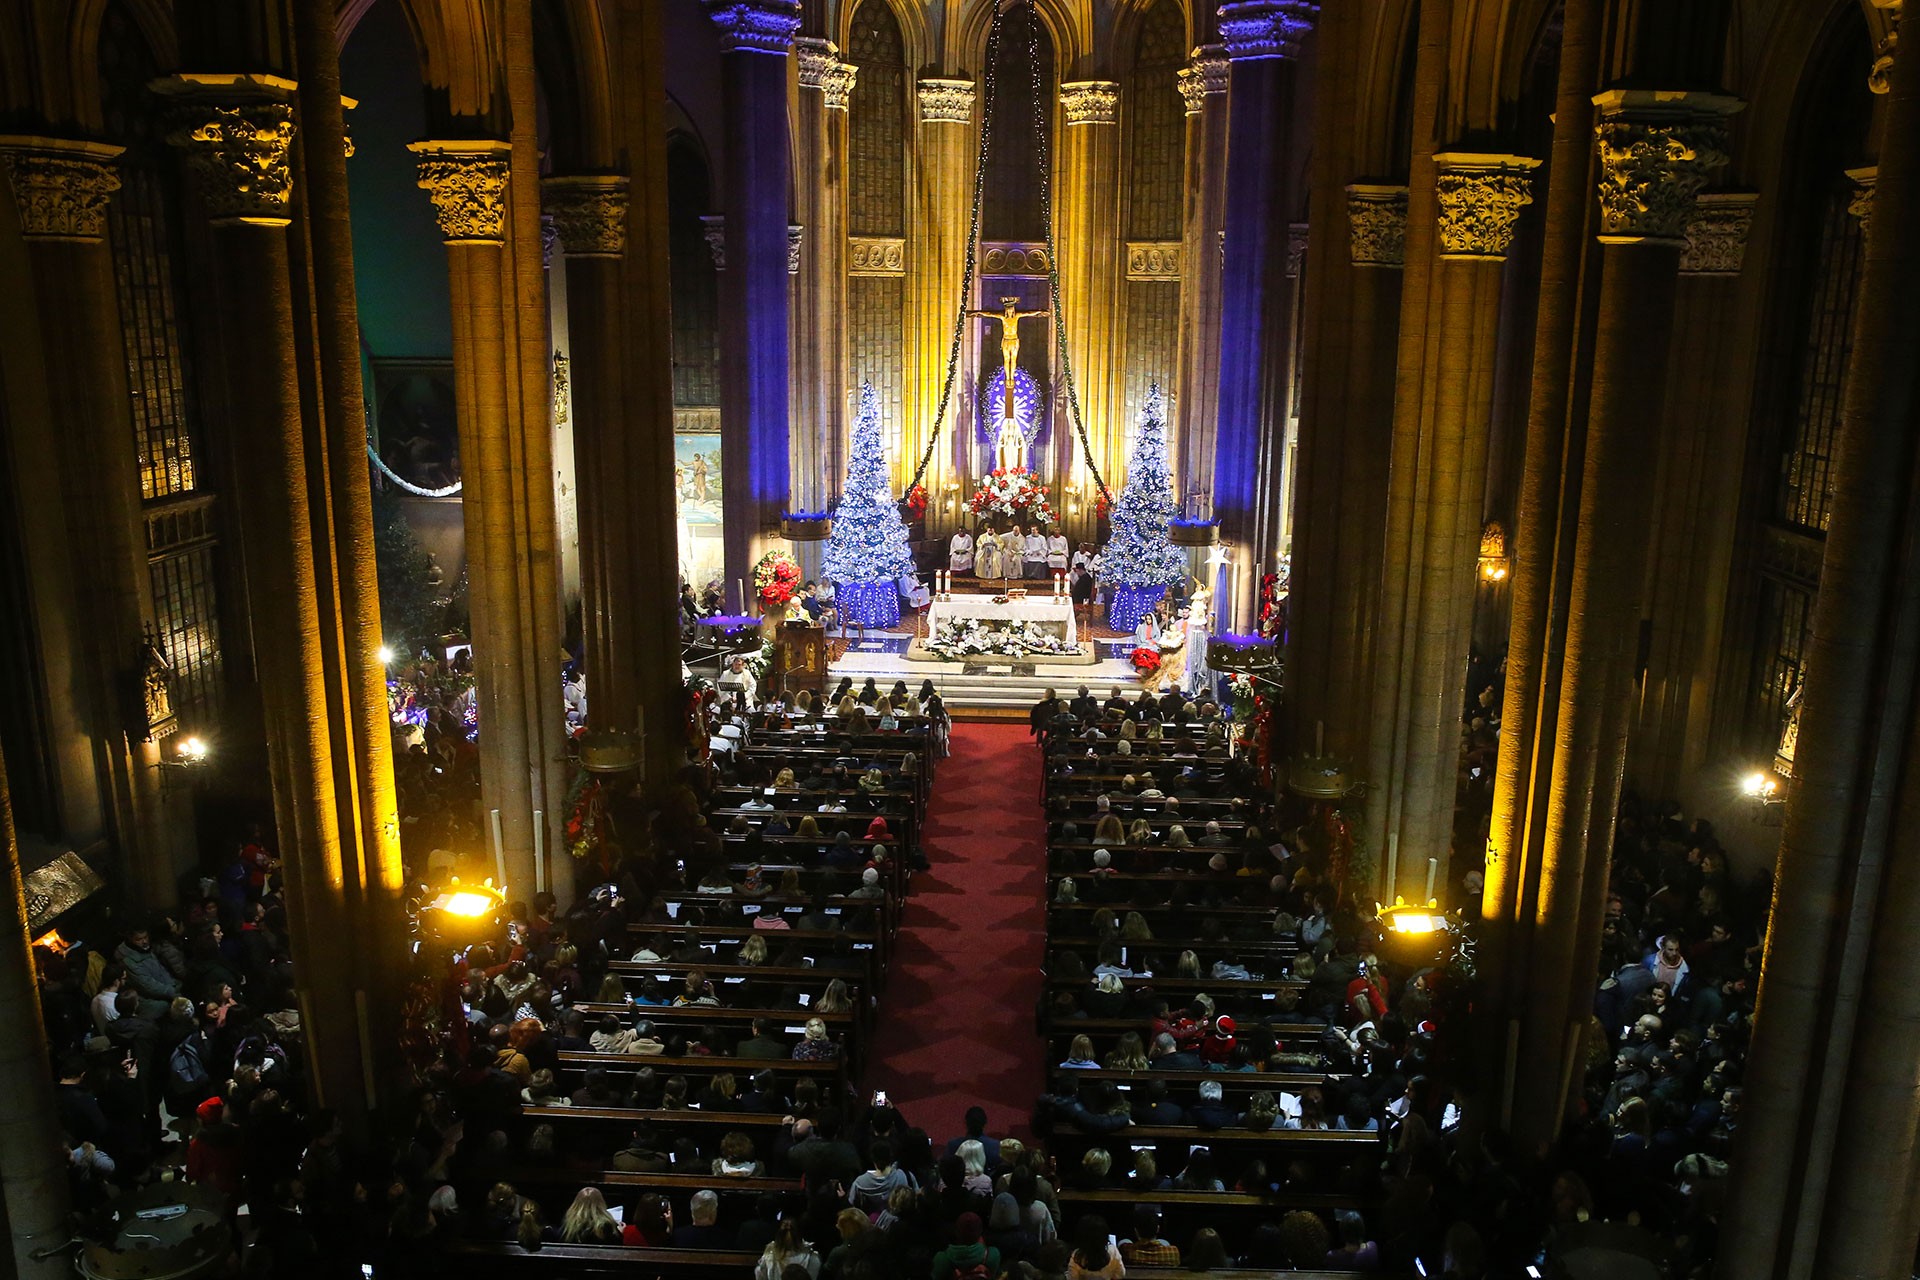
774, 622, 828, 695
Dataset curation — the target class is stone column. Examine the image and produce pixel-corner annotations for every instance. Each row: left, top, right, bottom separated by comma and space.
0, 136, 173, 906
162, 80, 389, 1117
1504, 91, 1734, 1152
1055, 81, 1123, 501
1366, 152, 1537, 905
412, 140, 558, 899
1173, 47, 1228, 499
1210, 1, 1314, 630
1724, 13, 1920, 1270
0, 743, 69, 1278
909, 76, 977, 539
793, 39, 855, 514
710, 0, 800, 595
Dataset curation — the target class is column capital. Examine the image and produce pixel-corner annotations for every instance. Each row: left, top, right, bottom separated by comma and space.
1285, 221, 1309, 277
1870, 0, 1902, 93
1217, 1, 1318, 61
1846, 164, 1877, 235
1591, 90, 1742, 245
796, 36, 858, 109
0, 135, 124, 241
1176, 46, 1229, 114
789, 223, 803, 274
1432, 152, 1540, 260
1060, 81, 1119, 125
700, 213, 726, 269
1679, 191, 1758, 276
1345, 182, 1408, 267
542, 174, 629, 258
918, 78, 976, 124
408, 139, 511, 245
151, 74, 300, 227
704, 0, 801, 55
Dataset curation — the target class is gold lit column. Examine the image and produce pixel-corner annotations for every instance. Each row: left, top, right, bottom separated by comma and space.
1366, 152, 1536, 906
161, 79, 381, 1116
0, 136, 175, 905
909, 77, 976, 536
1055, 81, 1123, 536
1173, 47, 1228, 500
412, 141, 550, 899
794, 39, 855, 516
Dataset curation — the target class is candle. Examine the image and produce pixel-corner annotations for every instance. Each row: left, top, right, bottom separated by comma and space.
533, 810, 545, 894
737, 577, 747, 613
1425, 857, 1438, 903
490, 808, 507, 892
1385, 832, 1399, 904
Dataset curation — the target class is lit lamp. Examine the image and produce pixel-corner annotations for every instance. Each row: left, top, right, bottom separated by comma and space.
1743, 768, 1785, 821
156, 734, 210, 791
1478, 521, 1509, 582
377, 644, 396, 666
1377, 896, 1450, 965
421, 877, 506, 940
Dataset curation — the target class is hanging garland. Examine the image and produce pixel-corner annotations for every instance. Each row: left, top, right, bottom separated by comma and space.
368, 441, 463, 498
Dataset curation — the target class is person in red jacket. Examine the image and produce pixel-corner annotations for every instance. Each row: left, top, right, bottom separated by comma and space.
1346, 955, 1389, 1026
185, 1097, 245, 1200
1199, 1014, 1238, 1065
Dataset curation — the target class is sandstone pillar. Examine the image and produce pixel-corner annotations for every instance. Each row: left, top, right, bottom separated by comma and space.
909, 76, 977, 538
0, 137, 173, 906
711, 0, 800, 592
1055, 82, 1123, 500
1172, 47, 1228, 499
793, 39, 855, 512
1723, 16, 1920, 1270
412, 140, 565, 900
1210, 1, 1314, 631
1366, 152, 1537, 905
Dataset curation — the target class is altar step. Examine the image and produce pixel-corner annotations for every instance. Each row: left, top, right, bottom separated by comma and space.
826, 648, 1139, 713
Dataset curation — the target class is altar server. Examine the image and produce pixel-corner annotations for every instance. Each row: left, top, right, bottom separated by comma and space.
1024, 526, 1049, 580
1047, 529, 1069, 572
949, 527, 975, 577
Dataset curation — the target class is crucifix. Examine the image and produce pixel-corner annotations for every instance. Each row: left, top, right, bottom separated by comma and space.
967, 295, 1048, 471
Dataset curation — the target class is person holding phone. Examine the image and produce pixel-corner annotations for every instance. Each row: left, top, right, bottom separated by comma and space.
1065, 1214, 1126, 1279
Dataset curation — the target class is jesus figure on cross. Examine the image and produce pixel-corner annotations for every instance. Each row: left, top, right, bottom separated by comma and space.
968, 295, 1048, 472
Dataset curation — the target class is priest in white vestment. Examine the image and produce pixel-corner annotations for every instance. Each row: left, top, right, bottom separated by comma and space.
976, 529, 1003, 580
949, 528, 975, 576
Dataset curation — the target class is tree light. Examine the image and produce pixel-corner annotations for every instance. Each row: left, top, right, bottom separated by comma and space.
377, 645, 396, 665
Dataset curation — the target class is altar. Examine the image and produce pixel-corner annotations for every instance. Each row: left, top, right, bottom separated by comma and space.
926, 593, 1079, 646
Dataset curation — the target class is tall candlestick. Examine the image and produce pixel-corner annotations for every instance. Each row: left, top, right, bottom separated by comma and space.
1385, 832, 1399, 905
533, 810, 545, 894
737, 577, 747, 613
1425, 857, 1438, 903
490, 808, 507, 891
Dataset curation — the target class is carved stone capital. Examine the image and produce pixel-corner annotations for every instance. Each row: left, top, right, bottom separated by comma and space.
149, 73, 300, 226
1217, 1, 1318, 62
1061, 81, 1120, 125
409, 140, 512, 245
0, 136, 124, 241
1126, 241, 1182, 280
789, 223, 803, 275
1284, 221, 1309, 278
1846, 165, 1877, 235
705, 0, 800, 55
918, 78, 976, 124
1176, 46, 1229, 115
1432, 153, 1540, 260
1679, 191, 1758, 276
1591, 91, 1741, 246
1870, 0, 1903, 94
981, 242, 1050, 276
796, 37, 858, 110
847, 235, 905, 276
1345, 183, 1407, 267
701, 214, 726, 269
543, 174, 629, 258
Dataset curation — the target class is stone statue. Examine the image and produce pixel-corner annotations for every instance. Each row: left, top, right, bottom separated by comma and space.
968, 295, 1047, 471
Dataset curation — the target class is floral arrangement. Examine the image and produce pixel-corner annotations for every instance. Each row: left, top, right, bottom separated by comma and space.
1130, 646, 1163, 676
968, 467, 1057, 526
926, 617, 1080, 659
753, 549, 803, 609
563, 768, 607, 862
902, 484, 928, 521
1095, 490, 1112, 519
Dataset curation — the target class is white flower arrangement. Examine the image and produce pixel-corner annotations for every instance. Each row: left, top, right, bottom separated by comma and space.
926, 618, 1081, 659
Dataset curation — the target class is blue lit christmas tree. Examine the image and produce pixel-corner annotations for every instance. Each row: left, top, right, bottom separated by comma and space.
824, 381, 915, 627
1102, 384, 1186, 631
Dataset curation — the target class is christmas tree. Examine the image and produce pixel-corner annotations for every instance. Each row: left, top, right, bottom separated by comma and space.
823, 381, 915, 626
1101, 385, 1186, 629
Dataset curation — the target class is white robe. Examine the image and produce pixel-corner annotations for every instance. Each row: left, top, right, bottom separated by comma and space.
976, 535, 1003, 580
1000, 531, 1025, 580
1047, 535, 1070, 570
949, 531, 974, 574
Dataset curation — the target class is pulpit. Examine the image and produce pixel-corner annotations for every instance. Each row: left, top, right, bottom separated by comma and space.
775, 621, 828, 694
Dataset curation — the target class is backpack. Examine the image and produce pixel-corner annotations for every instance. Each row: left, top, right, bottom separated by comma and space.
168, 1036, 210, 1101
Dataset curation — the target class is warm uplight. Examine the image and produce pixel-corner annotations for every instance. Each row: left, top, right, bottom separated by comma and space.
439, 890, 495, 917
377, 645, 396, 666
1387, 909, 1443, 935
32, 928, 71, 952
178, 736, 209, 762
1742, 772, 1779, 800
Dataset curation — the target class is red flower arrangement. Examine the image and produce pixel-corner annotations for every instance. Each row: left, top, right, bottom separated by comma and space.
902, 484, 928, 521
753, 549, 803, 609
1129, 645, 1162, 676
968, 467, 1057, 526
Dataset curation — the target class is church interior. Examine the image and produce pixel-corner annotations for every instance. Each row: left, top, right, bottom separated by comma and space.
2, 0, 1917, 1276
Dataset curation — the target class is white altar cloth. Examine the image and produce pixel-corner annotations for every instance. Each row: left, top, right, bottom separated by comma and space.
928, 594, 1078, 645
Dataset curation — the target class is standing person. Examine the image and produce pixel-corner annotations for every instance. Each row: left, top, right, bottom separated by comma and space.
1000, 527, 1025, 583
1047, 527, 1070, 576
949, 526, 975, 579
1030, 689, 1060, 743
1024, 525, 1049, 580
976, 527, 1003, 582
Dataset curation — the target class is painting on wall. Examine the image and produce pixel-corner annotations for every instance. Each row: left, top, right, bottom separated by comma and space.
371, 358, 460, 491
673, 421, 725, 593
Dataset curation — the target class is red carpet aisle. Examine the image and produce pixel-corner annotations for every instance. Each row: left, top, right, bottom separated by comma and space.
865, 721, 1046, 1141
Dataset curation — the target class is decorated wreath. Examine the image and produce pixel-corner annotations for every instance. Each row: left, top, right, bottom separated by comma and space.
753, 549, 803, 610
564, 769, 608, 863
902, 484, 928, 521
969, 467, 1057, 526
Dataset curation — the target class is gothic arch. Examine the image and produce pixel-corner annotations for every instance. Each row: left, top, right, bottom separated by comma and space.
1109, 0, 1193, 77
535, 0, 617, 171
61, 0, 175, 132
951, 0, 1085, 79
835, 0, 933, 77
1354, 0, 1419, 178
